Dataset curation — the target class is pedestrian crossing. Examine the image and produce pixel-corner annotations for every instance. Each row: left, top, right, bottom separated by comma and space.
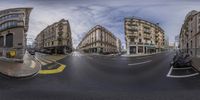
70, 52, 84, 57
35, 53, 67, 66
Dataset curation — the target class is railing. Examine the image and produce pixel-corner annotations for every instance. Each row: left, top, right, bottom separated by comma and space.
143, 34, 151, 39
127, 33, 138, 37
129, 42, 137, 45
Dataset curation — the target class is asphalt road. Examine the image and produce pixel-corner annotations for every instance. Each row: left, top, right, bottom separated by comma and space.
1, 51, 200, 100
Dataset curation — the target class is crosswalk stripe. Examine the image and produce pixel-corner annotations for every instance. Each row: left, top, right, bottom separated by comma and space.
45, 56, 66, 61
71, 53, 83, 56
35, 57, 47, 65
39, 57, 53, 63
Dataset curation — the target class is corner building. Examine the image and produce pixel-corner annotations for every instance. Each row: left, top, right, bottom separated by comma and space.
179, 10, 200, 57
125, 17, 165, 55
77, 25, 119, 54
35, 19, 73, 54
0, 8, 32, 60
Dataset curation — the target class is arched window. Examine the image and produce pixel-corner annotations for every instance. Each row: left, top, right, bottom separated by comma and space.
0, 36, 4, 47
6, 33, 13, 47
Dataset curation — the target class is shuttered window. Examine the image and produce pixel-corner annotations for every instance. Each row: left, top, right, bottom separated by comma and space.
0, 36, 4, 47
6, 33, 13, 47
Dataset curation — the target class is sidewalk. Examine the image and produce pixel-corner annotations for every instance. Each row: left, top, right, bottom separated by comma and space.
192, 57, 200, 71
0, 51, 41, 78
84, 53, 119, 57
121, 52, 166, 57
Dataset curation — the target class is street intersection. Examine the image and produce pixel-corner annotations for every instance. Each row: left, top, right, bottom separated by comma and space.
0, 51, 200, 100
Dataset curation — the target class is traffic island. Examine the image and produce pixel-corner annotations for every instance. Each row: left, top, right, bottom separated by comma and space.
38, 63, 66, 74
0, 52, 41, 78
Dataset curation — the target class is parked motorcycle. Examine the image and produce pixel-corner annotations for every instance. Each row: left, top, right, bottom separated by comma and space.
170, 52, 192, 68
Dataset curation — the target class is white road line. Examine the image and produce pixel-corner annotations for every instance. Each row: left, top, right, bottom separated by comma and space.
34, 57, 47, 65
167, 73, 199, 78
172, 67, 193, 70
128, 60, 152, 66
167, 65, 199, 78
166, 66, 173, 77
40, 57, 53, 63
136, 56, 150, 59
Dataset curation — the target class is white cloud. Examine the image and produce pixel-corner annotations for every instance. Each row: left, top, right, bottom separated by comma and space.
1, 0, 200, 48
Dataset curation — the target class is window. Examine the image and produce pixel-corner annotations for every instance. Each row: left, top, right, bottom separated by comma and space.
0, 36, 4, 47
52, 41, 54, 45
138, 46, 143, 53
139, 39, 142, 43
6, 33, 13, 47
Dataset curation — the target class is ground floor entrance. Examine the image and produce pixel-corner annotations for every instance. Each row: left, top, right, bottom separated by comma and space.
128, 45, 157, 55
130, 46, 136, 54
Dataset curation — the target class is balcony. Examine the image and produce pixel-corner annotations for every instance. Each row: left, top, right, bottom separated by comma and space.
127, 33, 138, 37
143, 30, 151, 34
155, 34, 159, 37
143, 34, 151, 39
126, 22, 138, 26
138, 42, 143, 45
129, 42, 137, 45
144, 43, 150, 45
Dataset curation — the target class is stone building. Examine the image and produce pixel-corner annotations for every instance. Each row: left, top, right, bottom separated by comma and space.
35, 19, 73, 54
125, 17, 165, 55
0, 8, 32, 61
77, 25, 118, 54
179, 10, 200, 57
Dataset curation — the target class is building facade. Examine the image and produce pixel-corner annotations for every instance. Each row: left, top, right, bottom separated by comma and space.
116, 38, 121, 53
0, 8, 32, 61
175, 35, 179, 50
125, 17, 165, 55
35, 19, 72, 54
77, 25, 118, 54
179, 10, 200, 57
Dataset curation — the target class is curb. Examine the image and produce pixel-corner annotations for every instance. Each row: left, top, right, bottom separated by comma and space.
0, 70, 39, 79
0, 53, 41, 79
121, 52, 167, 58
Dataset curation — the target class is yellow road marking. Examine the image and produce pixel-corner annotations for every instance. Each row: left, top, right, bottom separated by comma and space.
38, 64, 66, 74
36, 54, 67, 75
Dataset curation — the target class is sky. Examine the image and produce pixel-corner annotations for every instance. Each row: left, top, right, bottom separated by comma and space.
1, 0, 200, 48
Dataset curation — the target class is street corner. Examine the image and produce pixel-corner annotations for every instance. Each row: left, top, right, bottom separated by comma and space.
0, 57, 41, 79
38, 62, 66, 75
166, 65, 199, 78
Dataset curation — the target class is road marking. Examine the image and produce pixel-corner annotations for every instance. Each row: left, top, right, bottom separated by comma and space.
39, 64, 66, 74
35, 57, 47, 65
136, 56, 150, 59
128, 60, 152, 66
167, 65, 199, 78
172, 67, 193, 70
39, 57, 52, 63
166, 66, 173, 77
167, 73, 199, 78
